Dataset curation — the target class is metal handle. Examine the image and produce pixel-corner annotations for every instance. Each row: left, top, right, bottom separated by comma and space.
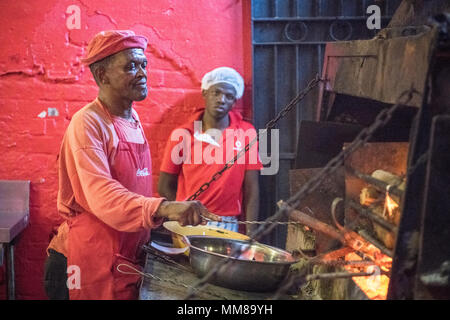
150, 241, 188, 255
181, 235, 191, 247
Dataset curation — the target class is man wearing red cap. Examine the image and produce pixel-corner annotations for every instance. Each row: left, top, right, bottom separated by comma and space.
44, 30, 219, 300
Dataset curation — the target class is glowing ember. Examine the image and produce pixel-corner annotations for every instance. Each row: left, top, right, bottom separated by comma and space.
385, 194, 399, 218
344, 252, 391, 300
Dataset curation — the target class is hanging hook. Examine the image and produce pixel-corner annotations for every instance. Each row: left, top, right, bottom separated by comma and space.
331, 197, 345, 231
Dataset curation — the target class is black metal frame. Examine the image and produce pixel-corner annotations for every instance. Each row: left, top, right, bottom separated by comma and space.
251, 0, 401, 249
388, 45, 450, 299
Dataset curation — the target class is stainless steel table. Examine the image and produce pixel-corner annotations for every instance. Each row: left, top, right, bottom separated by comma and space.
0, 180, 30, 300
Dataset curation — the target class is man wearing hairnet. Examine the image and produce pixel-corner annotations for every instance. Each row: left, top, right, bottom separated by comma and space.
158, 67, 262, 234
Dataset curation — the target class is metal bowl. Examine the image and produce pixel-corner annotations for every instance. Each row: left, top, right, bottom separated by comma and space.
163, 221, 249, 256
185, 236, 299, 292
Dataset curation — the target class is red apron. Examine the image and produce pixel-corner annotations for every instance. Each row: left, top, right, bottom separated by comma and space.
67, 103, 152, 300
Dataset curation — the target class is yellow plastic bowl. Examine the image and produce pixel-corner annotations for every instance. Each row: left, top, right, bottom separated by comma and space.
163, 221, 250, 256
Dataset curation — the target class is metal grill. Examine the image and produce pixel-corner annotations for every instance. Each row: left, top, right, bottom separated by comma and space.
251, 0, 402, 247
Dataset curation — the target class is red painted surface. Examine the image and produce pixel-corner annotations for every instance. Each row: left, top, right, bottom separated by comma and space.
0, 0, 252, 299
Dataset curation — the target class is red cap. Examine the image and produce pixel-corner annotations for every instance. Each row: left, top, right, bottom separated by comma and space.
81, 30, 148, 66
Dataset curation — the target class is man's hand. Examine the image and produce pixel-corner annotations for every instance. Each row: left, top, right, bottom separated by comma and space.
155, 200, 222, 226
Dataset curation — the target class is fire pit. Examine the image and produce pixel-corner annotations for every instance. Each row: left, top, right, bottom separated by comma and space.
285, 11, 450, 300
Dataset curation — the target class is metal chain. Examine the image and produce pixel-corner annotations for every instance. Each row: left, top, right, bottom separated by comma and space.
184, 86, 420, 300
186, 74, 323, 203
268, 87, 421, 300
186, 75, 323, 228
180, 75, 324, 299
236, 220, 299, 225
285, 87, 420, 210
389, 150, 429, 189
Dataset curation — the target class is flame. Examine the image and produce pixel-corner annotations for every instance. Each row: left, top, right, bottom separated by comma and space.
344, 252, 391, 300
385, 194, 399, 218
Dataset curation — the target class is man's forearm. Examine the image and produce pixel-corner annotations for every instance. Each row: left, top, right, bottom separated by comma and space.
244, 196, 259, 222
154, 200, 221, 226
159, 188, 176, 201
244, 194, 259, 236
157, 172, 178, 201
243, 170, 260, 235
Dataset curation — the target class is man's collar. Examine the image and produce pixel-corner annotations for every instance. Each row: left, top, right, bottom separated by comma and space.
182, 108, 243, 132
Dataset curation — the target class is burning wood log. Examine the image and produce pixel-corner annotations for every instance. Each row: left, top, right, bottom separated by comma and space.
285, 204, 345, 243
371, 169, 405, 205
348, 200, 397, 233
305, 270, 375, 282
347, 167, 404, 199
363, 202, 397, 250
360, 186, 382, 206
280, 201, 391, 268
371, 170, 405, 190
354, 170, 404, 250
310, 259, 377, 267
372, 224, 396, 250
357, 229, 394, 256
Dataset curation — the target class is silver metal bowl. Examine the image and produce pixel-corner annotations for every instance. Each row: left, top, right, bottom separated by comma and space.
185, 236, 299, 292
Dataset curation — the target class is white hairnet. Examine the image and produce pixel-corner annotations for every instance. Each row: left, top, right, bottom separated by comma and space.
201, 67, 244, 99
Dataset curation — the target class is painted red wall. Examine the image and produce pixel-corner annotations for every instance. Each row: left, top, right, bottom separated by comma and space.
0, 0, 252, 299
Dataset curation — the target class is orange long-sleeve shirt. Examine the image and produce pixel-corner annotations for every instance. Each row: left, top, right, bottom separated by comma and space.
48, 98, 164, 257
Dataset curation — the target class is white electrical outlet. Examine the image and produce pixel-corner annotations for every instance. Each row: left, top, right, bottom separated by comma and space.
47, 108, 59, 117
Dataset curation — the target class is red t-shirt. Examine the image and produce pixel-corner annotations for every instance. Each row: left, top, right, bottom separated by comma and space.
160, 110, 262, 216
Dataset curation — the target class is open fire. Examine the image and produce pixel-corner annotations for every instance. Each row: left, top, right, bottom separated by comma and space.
344, 190, 398, 300
344, 186, 400, 299
385, 194, 399, 219
287, 142, 409, 300
344, 252, 391, 300
342, 143, 408, 299
285, 10, 450, 299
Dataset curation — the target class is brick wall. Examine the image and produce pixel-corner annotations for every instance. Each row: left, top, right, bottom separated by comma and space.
0, 0, 252, 299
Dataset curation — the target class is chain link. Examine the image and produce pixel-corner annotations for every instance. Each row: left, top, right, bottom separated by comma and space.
285, 87, 419, 210
186, 75, 323, 230
391, 150, 429, 189
201, 217, 302, 226
184, 85, 420, 300
186, 74, 322, 202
